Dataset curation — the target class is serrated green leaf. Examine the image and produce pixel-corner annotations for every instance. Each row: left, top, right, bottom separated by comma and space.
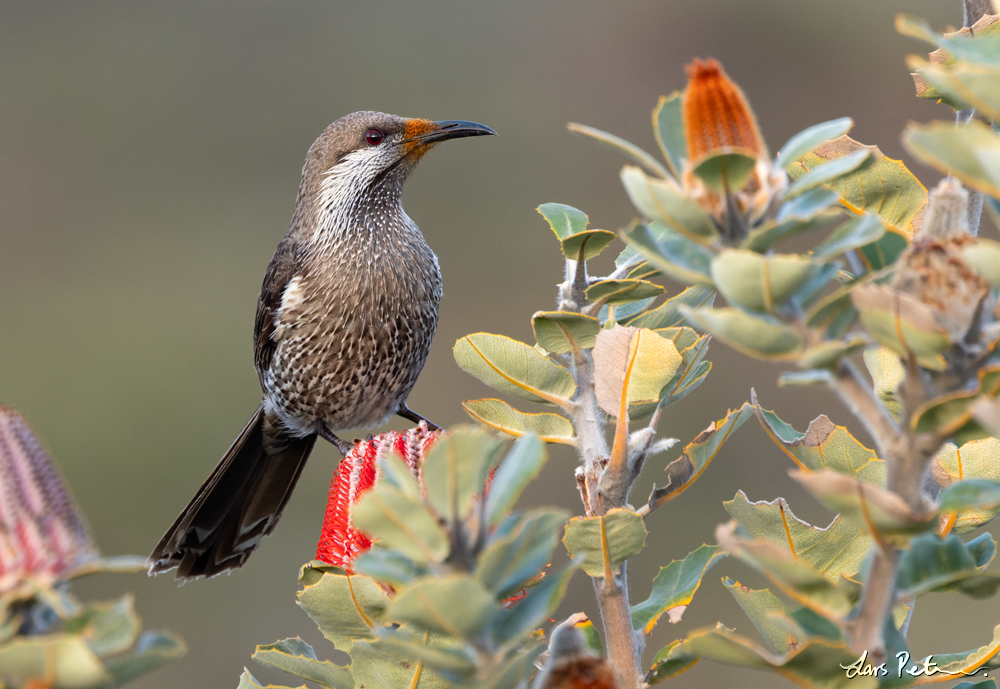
646, 639, 699, 684
710, 249, 817, 313
775, 187, 842, 223
484, 434, 548, 527
910, 56, 1000, 121
620, 167, 719, 241
691, 149, 758, 194
752, 403, 886, 485
724, 491, 873, 583
389, 575, 499, 639
797, 337, 865, 371
236, 668, 301, 689
252, 638, 352, 689
680, 307, 802, 360
653, 91, 686, 178
622, 220, 715, 286
423, 426, 503, 523
715, 521, 854, 621
630, 544, 724, 634
585, 279, 665, 307
531, 311, 600, 354
645, 403, 755, 511
723, 579, 799, 653
462, 399, 575, 445
478, 509, 568, 597
624, 285, 716, 329
454, 333, 576, 406
563, 508, 647, 577
776, 117, 854, 170
567, 122, 671, 179
789, 135, 927, 234
296, 567, 391, 646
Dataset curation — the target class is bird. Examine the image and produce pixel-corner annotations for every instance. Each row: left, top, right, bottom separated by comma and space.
148, 111, 496, 581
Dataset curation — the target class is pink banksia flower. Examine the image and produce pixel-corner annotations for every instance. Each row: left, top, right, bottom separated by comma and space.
315, 424, 439, 570
0, 404, 99, 598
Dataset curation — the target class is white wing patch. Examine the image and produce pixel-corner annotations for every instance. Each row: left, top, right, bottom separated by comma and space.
274, 275, 306, 341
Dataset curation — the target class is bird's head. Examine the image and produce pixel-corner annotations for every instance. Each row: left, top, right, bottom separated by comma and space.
303, 111, 496, 199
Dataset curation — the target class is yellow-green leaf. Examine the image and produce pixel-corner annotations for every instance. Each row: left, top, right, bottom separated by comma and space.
630, 544, 725, 635
788, 135, 927, 234
710, 249, 817, 313
531, 311, 600, 354
461, 399, 575, 444
933, 438, 1000, 533
753, 401, 886, 485
453, 333, 576, 407
680, 307, 803, 360
563, 508, 647, 578
724, 491, 873, 583
863, 345, 905, 421
851, 284, 949, 370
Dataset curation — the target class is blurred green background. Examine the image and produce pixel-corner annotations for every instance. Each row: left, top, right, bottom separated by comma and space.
1, 1, 990, 687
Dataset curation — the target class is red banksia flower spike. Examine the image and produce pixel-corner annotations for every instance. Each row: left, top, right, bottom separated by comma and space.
683, 58, 764, 160
315, 424, 440, 571
0, 404, 99, 598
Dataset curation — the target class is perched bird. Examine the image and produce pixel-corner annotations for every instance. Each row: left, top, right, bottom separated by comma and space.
149, 111, 496, 580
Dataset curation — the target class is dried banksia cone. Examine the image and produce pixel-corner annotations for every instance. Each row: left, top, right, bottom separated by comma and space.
920, 177, 970, 240
0, 404, 98, 597
681, 58, 786, 238
315, 425, 439, 571
892, 178, 987, 343
532, 614, 619, 689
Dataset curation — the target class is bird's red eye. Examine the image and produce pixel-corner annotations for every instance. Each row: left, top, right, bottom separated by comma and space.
365, 129, 384, 146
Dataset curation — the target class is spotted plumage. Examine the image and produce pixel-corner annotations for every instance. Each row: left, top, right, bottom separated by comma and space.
149, 111, 496, 580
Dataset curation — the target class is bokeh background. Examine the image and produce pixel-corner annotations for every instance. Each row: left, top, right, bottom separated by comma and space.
0, 1, 991, 687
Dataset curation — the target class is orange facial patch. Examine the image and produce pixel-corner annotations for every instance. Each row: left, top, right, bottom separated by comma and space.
683, 59, 763, 160
402, 118, 438, 158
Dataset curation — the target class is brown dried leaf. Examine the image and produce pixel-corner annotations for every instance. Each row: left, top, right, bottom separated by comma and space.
592, 326, 681, 418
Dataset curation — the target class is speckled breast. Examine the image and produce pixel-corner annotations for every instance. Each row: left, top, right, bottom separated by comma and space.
263, 240, 442, 435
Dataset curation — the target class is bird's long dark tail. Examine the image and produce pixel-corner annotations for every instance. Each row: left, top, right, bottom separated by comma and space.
148, 405, 316, 581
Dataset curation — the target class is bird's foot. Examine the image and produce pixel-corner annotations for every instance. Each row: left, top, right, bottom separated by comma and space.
318, 427, 354, 456
397, 405, 442, 432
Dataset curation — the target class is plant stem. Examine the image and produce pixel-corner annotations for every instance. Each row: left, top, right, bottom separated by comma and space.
593, 563, 644, 689
831, 361, 899, 459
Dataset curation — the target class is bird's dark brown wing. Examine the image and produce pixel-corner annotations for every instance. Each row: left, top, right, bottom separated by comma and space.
253, 237, 303, 381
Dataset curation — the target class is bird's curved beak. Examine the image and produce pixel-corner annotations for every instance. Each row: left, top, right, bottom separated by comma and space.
404, 119, 497, 146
